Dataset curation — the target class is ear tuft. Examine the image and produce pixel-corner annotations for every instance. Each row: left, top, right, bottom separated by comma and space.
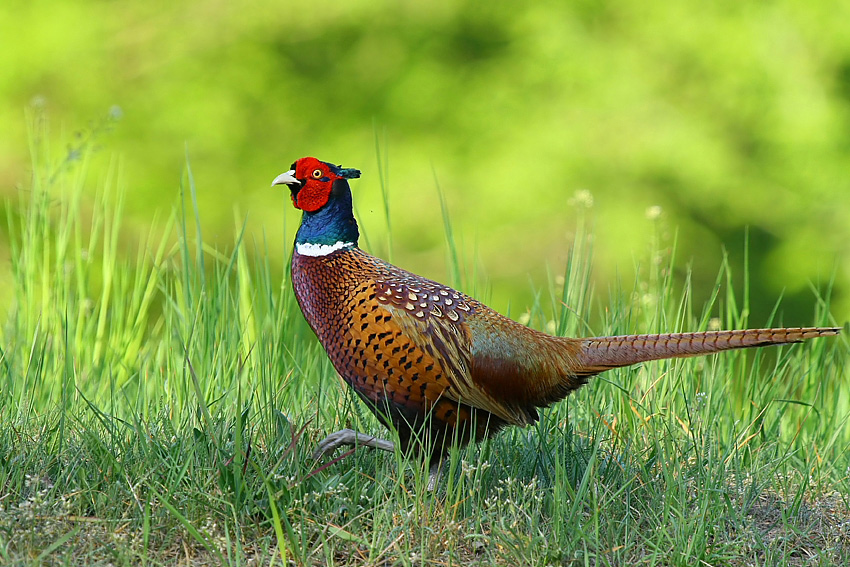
337, 167, 361, 179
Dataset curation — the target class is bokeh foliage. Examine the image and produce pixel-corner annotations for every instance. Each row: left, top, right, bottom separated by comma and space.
1, 0, 848, 322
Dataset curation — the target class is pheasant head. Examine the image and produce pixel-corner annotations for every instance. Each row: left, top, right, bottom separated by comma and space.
273, 156, 362, 252
273, 156, 361, 212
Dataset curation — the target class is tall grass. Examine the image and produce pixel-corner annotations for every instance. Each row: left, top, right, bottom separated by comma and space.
0, 122, 847, 566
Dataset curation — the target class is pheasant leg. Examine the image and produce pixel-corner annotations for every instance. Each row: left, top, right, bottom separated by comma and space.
311, 428, 395, 460
426, 460, 443, 492
312, 428, 446, 491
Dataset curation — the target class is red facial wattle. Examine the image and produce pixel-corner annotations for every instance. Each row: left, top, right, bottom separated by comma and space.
293, 181, 333, 212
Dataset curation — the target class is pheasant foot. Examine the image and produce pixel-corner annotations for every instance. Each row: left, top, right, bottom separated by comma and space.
311, 428, 395, 460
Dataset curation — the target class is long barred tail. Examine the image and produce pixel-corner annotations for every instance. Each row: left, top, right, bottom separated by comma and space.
577, 327, 841, 372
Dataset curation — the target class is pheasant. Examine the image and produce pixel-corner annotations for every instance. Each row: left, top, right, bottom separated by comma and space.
273, 156, 841, 488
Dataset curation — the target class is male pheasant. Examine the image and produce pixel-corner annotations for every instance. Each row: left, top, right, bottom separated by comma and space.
273, 156, 840, 488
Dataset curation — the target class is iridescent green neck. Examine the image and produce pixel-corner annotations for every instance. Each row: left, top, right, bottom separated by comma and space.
295, 180, 359, 252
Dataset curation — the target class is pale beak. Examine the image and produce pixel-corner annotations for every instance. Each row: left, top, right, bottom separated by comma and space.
271, 170, 300, 187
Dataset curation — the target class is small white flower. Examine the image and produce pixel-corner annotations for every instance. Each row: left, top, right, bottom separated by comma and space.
569, 189, 594, 209
461, 461, 476, 478
646, 205, 662, 220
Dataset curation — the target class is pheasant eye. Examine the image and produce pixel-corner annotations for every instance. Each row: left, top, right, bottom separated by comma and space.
311, 169, 323, 179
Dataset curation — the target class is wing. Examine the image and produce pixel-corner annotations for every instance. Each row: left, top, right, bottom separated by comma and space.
465, 311, 587, 421
373, 279, 536, 426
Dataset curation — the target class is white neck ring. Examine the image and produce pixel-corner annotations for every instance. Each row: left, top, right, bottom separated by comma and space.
295, 241, 353, 257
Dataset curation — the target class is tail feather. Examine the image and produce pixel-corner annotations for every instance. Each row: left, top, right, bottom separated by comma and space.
578, 327, 841, 372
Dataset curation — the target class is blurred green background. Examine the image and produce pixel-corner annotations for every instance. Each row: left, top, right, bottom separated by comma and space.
1, 0, 848, 325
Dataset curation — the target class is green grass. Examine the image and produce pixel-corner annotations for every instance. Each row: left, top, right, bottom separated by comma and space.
0, 128, 848, 566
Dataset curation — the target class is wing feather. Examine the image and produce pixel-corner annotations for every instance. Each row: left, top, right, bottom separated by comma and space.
375, 279, 533, 425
